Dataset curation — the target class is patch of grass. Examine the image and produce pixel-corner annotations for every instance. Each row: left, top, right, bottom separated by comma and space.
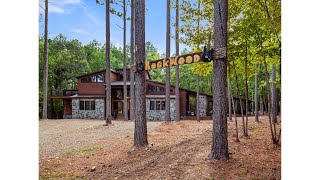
39, 171, 82, 180
267, 144, 275, 150
196, 164, 205, 170
260, 171, 274, 180
63, 145, 103, 157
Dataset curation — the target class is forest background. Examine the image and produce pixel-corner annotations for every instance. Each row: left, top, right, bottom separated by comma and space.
38, 0, 281, 119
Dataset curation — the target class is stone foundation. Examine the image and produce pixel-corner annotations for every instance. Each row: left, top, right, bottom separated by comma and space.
199, 95, 207, 116
70, 96, 208, 120
72, 98, 104, 119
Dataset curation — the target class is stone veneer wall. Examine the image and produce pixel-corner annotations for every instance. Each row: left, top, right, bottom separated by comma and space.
72, 98, 104, 119
146, 99, 176, 120
199, 95, 207, 116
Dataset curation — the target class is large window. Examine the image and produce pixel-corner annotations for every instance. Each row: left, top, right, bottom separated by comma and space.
150, 100, 165, 110
147, 85, 165, 92
79, 100, 95, 110
81, 74, 104, 83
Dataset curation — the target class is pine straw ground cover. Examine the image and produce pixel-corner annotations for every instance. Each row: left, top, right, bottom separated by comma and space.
39, 116, 281, 179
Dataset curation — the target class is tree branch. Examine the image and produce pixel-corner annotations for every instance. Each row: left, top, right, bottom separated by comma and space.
116, 24, 124, 29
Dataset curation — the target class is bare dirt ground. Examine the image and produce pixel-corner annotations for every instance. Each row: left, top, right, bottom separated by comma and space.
39, 120, 162, 157
39, 116, 281, 179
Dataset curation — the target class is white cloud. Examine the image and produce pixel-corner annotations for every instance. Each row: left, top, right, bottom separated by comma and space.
71, 28, 89, 35
70, 28, 97, 40
49, 4, 65, 14
38, 0, 81, 14
78, 3, 102, 26
50, 0, 80, 6
63, 0, 81, 4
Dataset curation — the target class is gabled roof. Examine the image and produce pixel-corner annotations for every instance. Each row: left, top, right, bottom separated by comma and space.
75, 69, 118, 79
76, 68, 152, 80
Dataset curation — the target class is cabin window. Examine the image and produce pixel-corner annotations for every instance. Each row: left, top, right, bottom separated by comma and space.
81, 77, 90, 83
81, 74, 104, 83
90, 76, 96, 82
150, 100, 166, 110
96, 74, 104, 82
161, 101, 166, 110
150, 101, 155, 110
79, 100, 95, 110
85, 101, 90, 110
90, 101, 95, 110
80, 101, 84, 110
147, 85, 165, 92
156, 101, 161, 110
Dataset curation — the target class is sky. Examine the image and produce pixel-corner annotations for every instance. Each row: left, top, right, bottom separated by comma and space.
38, 0, 190, 55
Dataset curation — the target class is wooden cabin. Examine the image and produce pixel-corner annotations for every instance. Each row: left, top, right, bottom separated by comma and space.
51, 68, 251, 120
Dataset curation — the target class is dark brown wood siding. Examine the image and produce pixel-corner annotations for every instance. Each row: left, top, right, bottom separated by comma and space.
63, 99, 72, 115
77, 72, 118, 95
179, 90, 187, 116
146, 81, 174, 95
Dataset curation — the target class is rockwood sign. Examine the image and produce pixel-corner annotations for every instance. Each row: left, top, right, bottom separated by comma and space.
145, 52, 202, 70
144, 47, 226, 70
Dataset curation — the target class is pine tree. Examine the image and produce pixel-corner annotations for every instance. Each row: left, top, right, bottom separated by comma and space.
130, 0, 135, 121
133, 0, 148, 147
209, 0, 229, 160
123, 0, 128, 121
42, 0, 49, 120
165, 0, 171, 121
105, 0, 112, 125
175, 0, 180, 121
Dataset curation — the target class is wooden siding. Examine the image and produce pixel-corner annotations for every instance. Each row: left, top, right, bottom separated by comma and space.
63, 99, 72, 115
179, 90, 187, 116
146, 81, 174, 95
77, 72, 118, 95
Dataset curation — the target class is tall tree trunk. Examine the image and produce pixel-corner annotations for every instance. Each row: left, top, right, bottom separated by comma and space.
260, 96, 263, 115
42, 0, 48, 120
209, 0, 229, 160
264, 60, 276, 143
175, 0, 180, 121
263, 94, 266, 115
123, 0, 128, 121
105, 0, 112, 125
255, 64, 259, 122
50, 88, 54, 119
196, 74, 200, 122
251, 91, 254, 114
229, 78, 239, 142
233, 65, 245, 137
165, 0, 171, 121
259, 35, 276, 143
196, 0, 200, 123
228, 76, 232, 120
134, 0, 148, 147
244, 40, 249, 137
271, 64, 277, 123
130, 0, 135, 121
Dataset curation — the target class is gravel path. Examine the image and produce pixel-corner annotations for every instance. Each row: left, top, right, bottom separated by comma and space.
39, 119, 162, 157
